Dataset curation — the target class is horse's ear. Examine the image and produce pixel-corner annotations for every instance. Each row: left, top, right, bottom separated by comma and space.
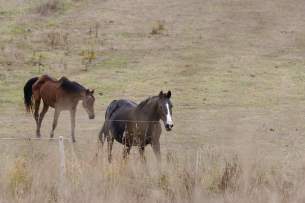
167, 90, 171, 98
159, 91, 164, 98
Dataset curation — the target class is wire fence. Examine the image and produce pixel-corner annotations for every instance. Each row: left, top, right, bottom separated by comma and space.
0, 137, 70, 141
0, 116, 206, 202
0, 117, 196, 151
0, 117, 203, 160
104, 119, 161, 123
0, 119, 172, 139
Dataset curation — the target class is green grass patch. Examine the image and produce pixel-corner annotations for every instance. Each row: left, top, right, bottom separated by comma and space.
97, 55, 128, 69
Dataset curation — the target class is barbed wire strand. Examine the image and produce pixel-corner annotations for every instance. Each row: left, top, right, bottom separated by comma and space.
0, 118, 190, 144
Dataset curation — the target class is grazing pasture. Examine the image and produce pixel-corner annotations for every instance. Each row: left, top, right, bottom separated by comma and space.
1, 0, 305, 202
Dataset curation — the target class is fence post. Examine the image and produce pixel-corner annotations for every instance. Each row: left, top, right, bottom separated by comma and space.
195, 148, 201, 178
58, 136, 66, 202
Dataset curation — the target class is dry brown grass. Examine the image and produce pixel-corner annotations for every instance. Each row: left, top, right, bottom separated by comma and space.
1, 0, 305, 202
0, 142, 305, 203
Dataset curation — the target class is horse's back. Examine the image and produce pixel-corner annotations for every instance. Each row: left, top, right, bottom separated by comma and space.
32, 75, 53, 90
33, 75, 61, 107
106, 99, 136, 119
104, 99, 137, 143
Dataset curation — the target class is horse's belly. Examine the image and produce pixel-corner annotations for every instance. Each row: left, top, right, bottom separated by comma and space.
117, 137, 151, 146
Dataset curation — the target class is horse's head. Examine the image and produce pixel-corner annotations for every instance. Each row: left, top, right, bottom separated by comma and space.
82, 89, 95, 119
157, 90, 174, 131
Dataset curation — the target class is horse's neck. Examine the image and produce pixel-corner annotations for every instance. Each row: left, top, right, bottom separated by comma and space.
77, 91, 86, 101
135, 101, 159, 121
67, 90, 85, 103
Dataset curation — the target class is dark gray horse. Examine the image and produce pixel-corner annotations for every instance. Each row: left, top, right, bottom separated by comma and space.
99, 91, 174, 162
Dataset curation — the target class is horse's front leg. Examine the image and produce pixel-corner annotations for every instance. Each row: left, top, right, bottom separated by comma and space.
123, 145, 131, 160
151, 123, 162, 163
50, 109, 60, 138
138, 145, 146, 163
122, 130, 132, 160
70, 107, 76, 143
152, 141, 161, 163
138, 137, 146, 163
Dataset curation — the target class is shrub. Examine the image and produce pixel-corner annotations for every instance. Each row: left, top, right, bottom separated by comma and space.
151, 21, 165, 35
36, 0, 66, 16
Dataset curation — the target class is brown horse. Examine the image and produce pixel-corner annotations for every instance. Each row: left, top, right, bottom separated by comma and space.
23, 75, 95, 142
99, 91, 173, 162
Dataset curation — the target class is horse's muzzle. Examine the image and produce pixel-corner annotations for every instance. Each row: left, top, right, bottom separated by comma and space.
165, 124, 173, 131
89, 115, 95, 119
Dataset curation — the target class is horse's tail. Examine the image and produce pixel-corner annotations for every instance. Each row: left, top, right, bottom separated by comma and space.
23, 77, 38, 112
105, 100, 119, 119
98, 100, 119, 145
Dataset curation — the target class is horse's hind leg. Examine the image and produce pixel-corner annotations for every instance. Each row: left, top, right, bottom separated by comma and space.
34, 98, 41, 137
107, 132, 114, 163
37, 103, 49, 137
50, 108, 60, 138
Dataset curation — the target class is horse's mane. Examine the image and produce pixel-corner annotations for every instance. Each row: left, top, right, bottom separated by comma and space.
59, 77, 85, 93
137, 96, 158, 110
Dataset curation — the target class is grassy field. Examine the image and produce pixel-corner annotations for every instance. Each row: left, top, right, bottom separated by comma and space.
1, 0, 305, 202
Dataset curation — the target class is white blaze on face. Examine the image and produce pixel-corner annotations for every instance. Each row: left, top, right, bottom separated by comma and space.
166, 103, 173, 125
